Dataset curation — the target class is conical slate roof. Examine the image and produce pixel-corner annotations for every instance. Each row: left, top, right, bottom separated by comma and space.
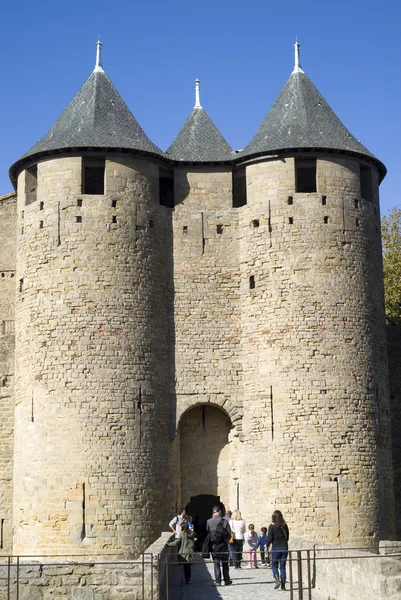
167, 106, 234, 162
10, 63, 165, 185
240, 67, 385, 178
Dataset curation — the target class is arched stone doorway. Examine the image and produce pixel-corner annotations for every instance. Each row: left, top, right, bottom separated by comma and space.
179, 405, 232, 521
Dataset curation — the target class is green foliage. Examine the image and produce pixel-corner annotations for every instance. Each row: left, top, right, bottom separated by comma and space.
382, 206, 401, 324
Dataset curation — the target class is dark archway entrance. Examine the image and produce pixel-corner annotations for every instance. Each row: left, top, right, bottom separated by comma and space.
186, 494, 226, 550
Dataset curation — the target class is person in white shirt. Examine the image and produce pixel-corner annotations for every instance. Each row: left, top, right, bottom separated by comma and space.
229, 510, 246, 569
169, 508, 187, 538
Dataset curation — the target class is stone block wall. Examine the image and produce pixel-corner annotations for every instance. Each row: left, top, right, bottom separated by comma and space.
0, 532, 172, 600
172, 167, 243, 511
12, 155, 173, 555
237, 155, 393, 544
387, 325, 401, 538
0, 193, 16, 554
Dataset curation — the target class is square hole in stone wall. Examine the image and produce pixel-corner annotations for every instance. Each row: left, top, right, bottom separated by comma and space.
288, 217, 294, 225
216, 224, 223, 234
183, 226, 188, 235
76, 216, 82, 223
252, 219, 260, 228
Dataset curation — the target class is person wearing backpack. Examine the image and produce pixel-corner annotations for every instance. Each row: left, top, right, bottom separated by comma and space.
206, 506, 233, 587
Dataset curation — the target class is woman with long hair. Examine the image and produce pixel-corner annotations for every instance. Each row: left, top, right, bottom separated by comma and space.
266, 510, 290, 590
229, 509, 246, 569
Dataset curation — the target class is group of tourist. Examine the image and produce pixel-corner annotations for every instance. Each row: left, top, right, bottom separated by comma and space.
168, 505, 289, 590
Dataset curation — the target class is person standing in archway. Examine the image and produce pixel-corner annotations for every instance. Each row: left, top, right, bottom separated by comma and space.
229, 510, 246, 569
206, 506, 232, 587
169, 508, 188, 538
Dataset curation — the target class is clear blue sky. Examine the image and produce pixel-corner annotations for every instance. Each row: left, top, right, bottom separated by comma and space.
0, 0, 399, 214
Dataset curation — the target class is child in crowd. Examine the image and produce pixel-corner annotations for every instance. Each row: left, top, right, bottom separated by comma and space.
245, 523, 259, 568
257, 526, 270, 566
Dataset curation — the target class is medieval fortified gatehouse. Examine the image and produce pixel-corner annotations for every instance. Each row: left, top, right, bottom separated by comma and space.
0, 40, 399, 558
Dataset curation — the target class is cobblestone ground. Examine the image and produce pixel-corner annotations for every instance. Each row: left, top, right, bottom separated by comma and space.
167, 555, 326, 600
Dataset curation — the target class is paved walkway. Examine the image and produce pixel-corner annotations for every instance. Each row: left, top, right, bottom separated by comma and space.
168, 555, 326, 600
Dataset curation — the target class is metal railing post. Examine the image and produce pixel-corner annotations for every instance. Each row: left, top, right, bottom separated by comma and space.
306, 549, 312, 600
289, 550, 294, 600
142, 553, 145, 600
7, 555, 11, 600
16, 555, 20, 600
165, 555, 169, 600
297, 550, 303, 600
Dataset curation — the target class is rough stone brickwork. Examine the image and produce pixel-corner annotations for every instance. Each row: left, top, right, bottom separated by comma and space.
236, 155, 394, 544
179, 405, 231, 505
1, 149, 398, 557
12, 156, 173, 555
387, 325, 401, 539
0, 193, 16, 553
172, 168, 243, 512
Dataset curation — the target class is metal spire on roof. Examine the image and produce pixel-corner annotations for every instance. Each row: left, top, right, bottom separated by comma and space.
194, 78, 202, 108
94, 37, 104, 73
292, 38, 304, 74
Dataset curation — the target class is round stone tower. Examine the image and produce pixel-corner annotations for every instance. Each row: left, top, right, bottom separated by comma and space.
236, 42, 395, 544
9, 42, 173, 555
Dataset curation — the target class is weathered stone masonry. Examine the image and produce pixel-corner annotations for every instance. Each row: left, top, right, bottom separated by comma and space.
1, 42, 400, 559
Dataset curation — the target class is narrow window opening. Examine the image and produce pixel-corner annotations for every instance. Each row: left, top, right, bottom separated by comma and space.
39, 220, 43, 229
252, 219, 260, 228
39, 201, 44, 211
21, 227, 24, 235
324, 216, 329, 224
360, 165, 373, 202
356, 219, 360, 227
82, 157, 105, 195
19, 278, 24, 293
288, 217, 294, 225
249, 275, 255, 289
295, 158, 317, 193
183, 226, 188, 235
111, 199, 117, 208
21, 211, 24, 220
25, 165, 38, 205
287, 196, 293, 205
112, 215, 117, 224
77, 199, 83, 207
149, 220, 154, 228
322, 195, 327, 205
233, 168, 247, 207
76, 216, 82, 223
216, 224, 223, 234
1, 273, 4, 279
159, 168, 174, 207
354, 199, 359, 209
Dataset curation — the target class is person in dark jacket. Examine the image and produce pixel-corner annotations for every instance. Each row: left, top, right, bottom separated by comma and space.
266, 510, 290, 590
168, 523, 195, 584
206, 506, 232, 587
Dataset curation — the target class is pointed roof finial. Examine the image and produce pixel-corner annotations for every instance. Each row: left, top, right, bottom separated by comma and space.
292, 38, 304, 74
94, 37, 104, 73
195, 78, 202, 108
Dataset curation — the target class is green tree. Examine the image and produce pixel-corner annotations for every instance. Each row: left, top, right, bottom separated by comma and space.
382, 206, 401, 324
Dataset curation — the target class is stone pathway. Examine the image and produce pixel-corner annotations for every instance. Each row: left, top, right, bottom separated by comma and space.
167, 555, 326, 600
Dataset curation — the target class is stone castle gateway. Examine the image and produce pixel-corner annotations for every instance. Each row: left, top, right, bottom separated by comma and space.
0, 40, 399, 557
